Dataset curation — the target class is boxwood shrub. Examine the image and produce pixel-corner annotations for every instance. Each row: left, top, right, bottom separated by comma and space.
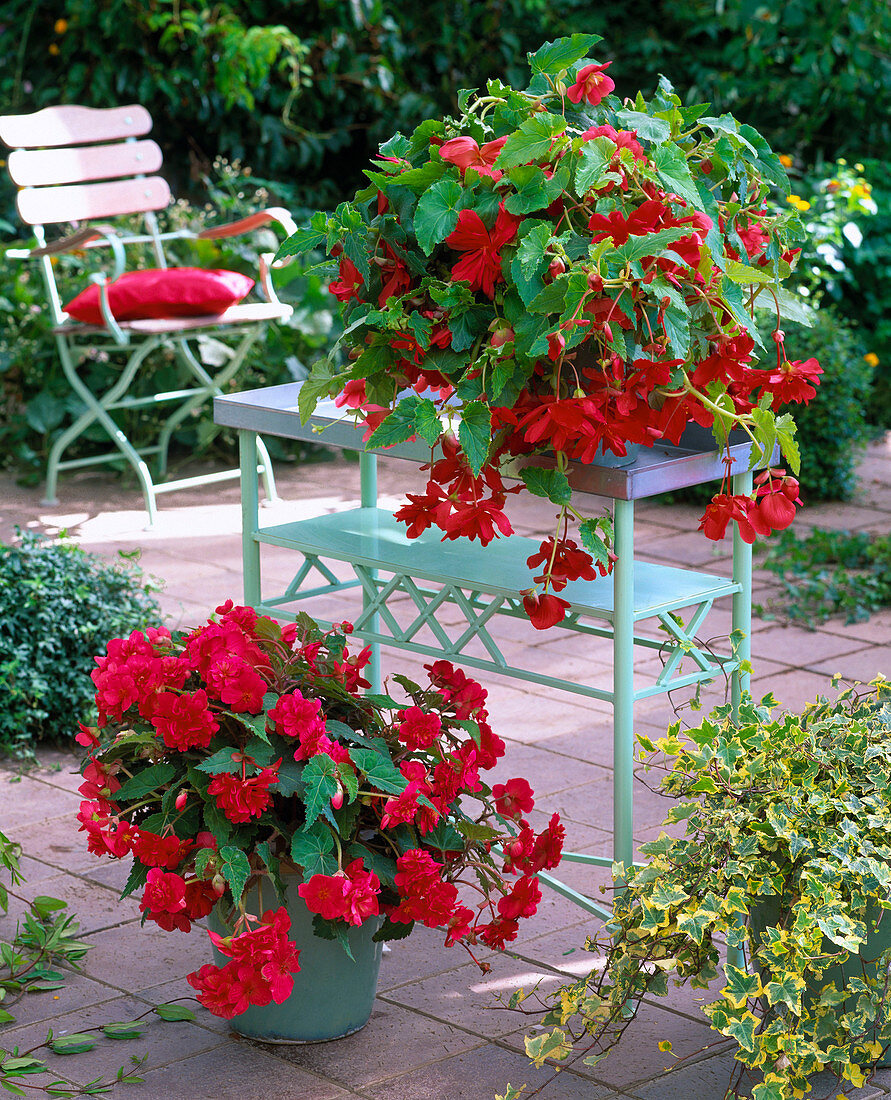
0, 532, 163, 758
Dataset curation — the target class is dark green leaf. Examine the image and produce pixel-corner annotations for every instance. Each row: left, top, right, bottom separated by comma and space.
348, 746, 407, 796
527, 34, 602, 76
113, 763, 176, 802
495, 113, 566, 170
415, 178, 465, 255
50, 1034, 97, 1055
458, 400, 492, 477
218, 846, 251, 903
102, 1021, 144, 1040
301, 754, 340, 828
194, 747, 243, 776
290, 821, 338, 879
520, 466, 572, 505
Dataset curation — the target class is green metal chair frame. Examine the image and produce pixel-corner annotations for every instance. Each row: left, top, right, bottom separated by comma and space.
0, 103, 297, 525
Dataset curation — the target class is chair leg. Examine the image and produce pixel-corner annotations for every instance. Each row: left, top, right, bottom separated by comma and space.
164, 330, 276, 499
256, 435, 279, 504
47, 335, 162, 524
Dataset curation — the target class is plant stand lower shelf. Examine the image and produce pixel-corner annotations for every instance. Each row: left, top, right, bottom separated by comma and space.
214, 381, 760, 921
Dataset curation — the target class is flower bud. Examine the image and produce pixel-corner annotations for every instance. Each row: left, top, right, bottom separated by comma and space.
211, 874, 227, 896
587, 272, 604, 293
547, 257, 566, 280
175, 791, 188, 811
331, 788, 344, 811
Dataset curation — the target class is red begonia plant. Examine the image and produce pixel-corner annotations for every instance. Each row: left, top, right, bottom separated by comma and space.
75, 603, 562, 1020
279, 34, 820, 629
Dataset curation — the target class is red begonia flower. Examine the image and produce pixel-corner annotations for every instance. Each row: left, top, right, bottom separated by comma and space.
445, 204, 521, 299
522, 591, 571, 630
439, 135, 507, 179
492, 777, 535, 820
567, 62, 615, 106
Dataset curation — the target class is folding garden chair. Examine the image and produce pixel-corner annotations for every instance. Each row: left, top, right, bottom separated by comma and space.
0, 103, 297, 525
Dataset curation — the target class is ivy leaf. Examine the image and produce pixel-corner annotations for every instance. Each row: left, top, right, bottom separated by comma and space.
113, 763, 176, 802
301, 754, 340, 829
721, 964, 764, 1010
495, 113, 567, 170
524, 1027, 574, 1067
652, 144, 701, 209
520, 467, 572, 505
290, 822, 337, 879
764, 972, 804, 1013
218, 846, 251, 903
458, 400, 492, 477
723, 1010, 759, 1052
415, 178, 465, 255
527, 34, 602, 77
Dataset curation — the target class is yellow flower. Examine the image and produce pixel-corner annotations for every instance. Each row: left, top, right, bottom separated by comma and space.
865, 352, 880, 367
779, 154, 793, 168
48, 42, 59, 55
786, 195, 811, 212
658, 1040, 672, 1052
54, 17, 68, 34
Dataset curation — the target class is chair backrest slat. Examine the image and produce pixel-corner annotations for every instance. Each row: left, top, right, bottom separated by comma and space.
17, 177, 171, 226
0, 104, 152, 149
8, 140, 163, 187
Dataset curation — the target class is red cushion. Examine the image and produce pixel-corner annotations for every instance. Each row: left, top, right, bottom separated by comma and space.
64, 268, 255, 325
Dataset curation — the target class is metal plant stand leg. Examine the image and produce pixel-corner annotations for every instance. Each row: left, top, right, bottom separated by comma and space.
240, 429, 262, 608
612, 498, 635, 880
359, 452, 382, 694
731, 468, 754, 715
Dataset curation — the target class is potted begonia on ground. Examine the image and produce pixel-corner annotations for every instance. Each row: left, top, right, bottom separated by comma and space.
279, 33, 820, 629
75, 602, 563, 1042
505, 678, 891, 1100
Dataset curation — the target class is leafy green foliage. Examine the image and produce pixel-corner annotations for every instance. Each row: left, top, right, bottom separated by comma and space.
755, 526, 891, 625
529, 680, 891, 1100
0, 531, 161, 758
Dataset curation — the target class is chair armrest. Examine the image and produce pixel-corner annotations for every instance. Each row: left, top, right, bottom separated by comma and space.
197, 206, 299, 256
19, 224, 120, 258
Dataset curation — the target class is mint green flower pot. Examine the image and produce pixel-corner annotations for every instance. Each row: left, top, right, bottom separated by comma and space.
209, 880, 384, 1044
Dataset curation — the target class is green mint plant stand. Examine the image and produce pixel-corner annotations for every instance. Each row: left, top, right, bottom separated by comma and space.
214, 382, 761, 923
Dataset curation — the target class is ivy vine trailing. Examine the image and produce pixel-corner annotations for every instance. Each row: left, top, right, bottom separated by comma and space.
499, 679, 891, 1100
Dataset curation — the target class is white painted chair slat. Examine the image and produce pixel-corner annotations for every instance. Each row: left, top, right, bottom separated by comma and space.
0, 105, 152, 149
17, 177, 171, 225
8, 140, 163, 187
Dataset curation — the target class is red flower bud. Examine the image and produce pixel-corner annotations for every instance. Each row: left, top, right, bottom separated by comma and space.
175, 791, 188, 811
331, 788, 344, 810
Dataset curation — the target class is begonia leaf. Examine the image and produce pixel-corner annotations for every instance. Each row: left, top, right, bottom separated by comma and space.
574, 136, 615, 196
495, 113, 567, 170
301, 754, 340, 829
415, 178, 465, 255
520, 467, 572, 505
458, 400, 492, 477
113, 763, 176, 802
218, 846, 251, 903
652, 143, 701, 209
290, 823, 337, 879
615, 109, 671, 144
348, 747, 407, 796
527, 34, 602, 77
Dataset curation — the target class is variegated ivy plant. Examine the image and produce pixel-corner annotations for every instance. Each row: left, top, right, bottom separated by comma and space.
280, 33, 819, 630
509, 678, 891, 1100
